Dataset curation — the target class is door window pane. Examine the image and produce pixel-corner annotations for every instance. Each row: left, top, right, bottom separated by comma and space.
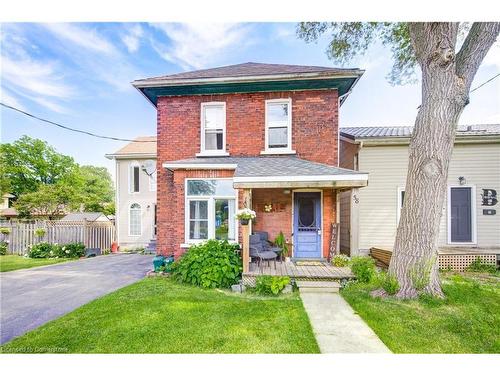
129, 203, 141, 236
298, 199, 315, 227
215, 199, 236, 241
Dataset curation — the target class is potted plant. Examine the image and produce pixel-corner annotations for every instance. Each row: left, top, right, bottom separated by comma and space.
274, 231, 290, 262
236, 208, 256, 225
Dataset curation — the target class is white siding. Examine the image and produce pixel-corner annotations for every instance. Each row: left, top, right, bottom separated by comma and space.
355, 142, 500, 252
116, 158, 157, 249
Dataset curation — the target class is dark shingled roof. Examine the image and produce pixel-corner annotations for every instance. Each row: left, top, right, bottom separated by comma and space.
134, 62, 362, 84
164, 156, 365, 178
340, 124, 500, 140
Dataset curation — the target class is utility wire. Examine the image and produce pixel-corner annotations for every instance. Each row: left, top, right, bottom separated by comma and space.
470, 72, 500, 93
0, 102, 156, 143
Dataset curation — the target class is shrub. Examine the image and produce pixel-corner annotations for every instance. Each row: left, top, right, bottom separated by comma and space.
0, 227, 11, 235
60, 243, 85, 258
34, 228, 46, 238
350, 256, 376, 283
467, 257, 497, 274
0, 241, 8, 255
171, 240, 242, 288
381, 272, 400, 295
28, 242, 59, 258
331, 254, 350, 267
255, 275, 291, 295
273, 231, 289, 258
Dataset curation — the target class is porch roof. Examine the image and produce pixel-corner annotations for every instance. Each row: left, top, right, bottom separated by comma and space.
163, 156, 368, 188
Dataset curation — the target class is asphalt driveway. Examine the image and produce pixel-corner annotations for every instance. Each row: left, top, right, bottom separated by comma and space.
0, 253, 153, 344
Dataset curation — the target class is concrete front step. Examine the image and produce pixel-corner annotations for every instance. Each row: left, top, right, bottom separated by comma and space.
296, 280, 340, 293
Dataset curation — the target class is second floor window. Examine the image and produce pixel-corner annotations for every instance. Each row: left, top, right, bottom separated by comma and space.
130, 163, 140, 193
200, 102, 226, 155
265, 99, 292, 153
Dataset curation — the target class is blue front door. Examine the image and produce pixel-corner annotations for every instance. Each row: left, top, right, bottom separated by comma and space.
294, 192, 321, 258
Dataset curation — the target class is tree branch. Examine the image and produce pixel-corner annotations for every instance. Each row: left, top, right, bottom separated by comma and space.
456, 22, 500, 89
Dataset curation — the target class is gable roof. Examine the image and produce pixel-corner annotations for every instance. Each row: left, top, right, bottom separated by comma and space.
133, 62, 364, 106
60, 212, 109, 222
105, 136, 157, 159
134, 62, 362, 84
340, 124, 500, 141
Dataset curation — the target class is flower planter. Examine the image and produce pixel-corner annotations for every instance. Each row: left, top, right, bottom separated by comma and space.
239, 218, 250, 225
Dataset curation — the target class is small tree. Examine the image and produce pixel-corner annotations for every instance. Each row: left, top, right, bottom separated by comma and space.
298, 22, 500, 298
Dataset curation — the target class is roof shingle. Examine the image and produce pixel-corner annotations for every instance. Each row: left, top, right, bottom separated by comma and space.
107, 136, 157, 157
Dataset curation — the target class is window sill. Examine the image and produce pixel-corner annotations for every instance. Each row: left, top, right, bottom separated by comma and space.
196, 151, 230, 157
260, 149, 296, 155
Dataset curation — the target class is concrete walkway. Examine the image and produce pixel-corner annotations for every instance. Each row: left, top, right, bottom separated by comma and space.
1, 253, 153, 344
300, 291, 391, 353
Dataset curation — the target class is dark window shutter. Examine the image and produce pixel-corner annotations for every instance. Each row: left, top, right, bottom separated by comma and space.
134, 167, 140, 192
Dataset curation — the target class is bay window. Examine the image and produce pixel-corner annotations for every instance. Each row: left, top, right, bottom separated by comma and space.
185, 179, 236, 243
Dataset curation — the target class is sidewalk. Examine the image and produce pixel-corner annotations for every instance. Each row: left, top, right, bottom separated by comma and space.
300, 292, 391, 353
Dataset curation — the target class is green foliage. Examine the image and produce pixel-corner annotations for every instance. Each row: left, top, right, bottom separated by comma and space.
0, 227, 11, 235
2, 136, 114, 218
331, 254, 350, 267
381, 272, 400, 295
273, 231, 289, 258
171, 240, 242, 288
350, 256, 376, 283
28, 242, 85, 258
467, 257, 497, 274
409, 257, 435, 291
0, 136, 77, 197
60, 243, 85, 258
28, 242, 59, 258
0, 242, 8, 255
255, 275, 291, 295
296, 22, 417, 85
34, 228, 46, 238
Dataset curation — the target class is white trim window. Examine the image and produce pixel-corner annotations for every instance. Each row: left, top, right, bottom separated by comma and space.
199, 102, 227, 156
129, 161, 140, 193
185, 179, 237, 243
149, 170, 157, 192
263, 98, 293, 154
129, 203, 142, 236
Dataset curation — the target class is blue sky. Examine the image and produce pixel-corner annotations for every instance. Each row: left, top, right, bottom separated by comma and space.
1, 22, 499, 178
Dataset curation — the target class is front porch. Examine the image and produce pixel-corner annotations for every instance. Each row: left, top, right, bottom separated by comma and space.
242, 260, 354, 286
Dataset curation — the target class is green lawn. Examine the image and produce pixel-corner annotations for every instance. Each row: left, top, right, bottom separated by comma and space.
341, 272, 500, 353
0, 255, 73, 272
1, 277, 319, 353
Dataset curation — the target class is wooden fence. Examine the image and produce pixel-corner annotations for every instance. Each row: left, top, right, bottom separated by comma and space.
0, 220, 116, 255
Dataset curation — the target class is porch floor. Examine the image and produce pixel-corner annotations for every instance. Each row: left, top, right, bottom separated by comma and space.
244, 261, 354, 280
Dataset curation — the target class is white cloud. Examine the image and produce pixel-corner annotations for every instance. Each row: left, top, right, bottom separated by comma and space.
2, 55, 75, 98
483, 42, 500, 69
0, 86, 26, 111
150, 23, 251, 69
42, 23, 118, 55
121, 24, 144, 53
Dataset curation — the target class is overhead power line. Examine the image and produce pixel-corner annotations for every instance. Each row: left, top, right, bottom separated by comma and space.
0, 102, 156, 143
470, 72, 500, 93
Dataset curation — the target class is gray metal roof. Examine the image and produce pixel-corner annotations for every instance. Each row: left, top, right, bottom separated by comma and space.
164, 156, 365, 178
340, 124, 500, 140
60, 212, 108, 222
133, 62, 362, 85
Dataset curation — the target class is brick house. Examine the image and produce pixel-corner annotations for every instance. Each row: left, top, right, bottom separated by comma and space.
132, 62, 367, 271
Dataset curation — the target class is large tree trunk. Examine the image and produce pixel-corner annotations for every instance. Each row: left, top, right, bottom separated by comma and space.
388, 23, 500, 299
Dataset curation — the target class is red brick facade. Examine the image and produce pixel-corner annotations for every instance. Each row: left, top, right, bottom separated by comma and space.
156, 89, 340, 256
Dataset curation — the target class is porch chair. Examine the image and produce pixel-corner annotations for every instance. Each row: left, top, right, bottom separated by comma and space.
249, 234, 278, 271
253, 231, 283, 260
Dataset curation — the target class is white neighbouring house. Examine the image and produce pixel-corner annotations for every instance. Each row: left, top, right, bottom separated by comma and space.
339, 124, 500, 257
105, 137, 157, 251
